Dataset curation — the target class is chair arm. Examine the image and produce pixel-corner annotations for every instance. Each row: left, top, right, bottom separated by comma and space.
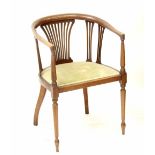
32, 20, 54, 48
32, 29, 54, 48
96, 17, 125, 40
95, 17, 126, 71
32, 26, 57, 85
97, 17, 126, 74
104, 20, 125, 40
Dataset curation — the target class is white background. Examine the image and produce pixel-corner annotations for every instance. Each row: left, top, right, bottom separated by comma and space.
1, 0, 150, 155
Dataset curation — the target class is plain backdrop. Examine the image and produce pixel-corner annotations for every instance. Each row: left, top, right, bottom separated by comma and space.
0, 0, 147, 155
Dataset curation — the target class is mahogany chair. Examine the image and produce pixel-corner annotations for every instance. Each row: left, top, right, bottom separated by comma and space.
32, 13, 127, 152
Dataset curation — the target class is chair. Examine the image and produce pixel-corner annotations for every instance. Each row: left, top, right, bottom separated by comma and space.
32, 13, 127, 152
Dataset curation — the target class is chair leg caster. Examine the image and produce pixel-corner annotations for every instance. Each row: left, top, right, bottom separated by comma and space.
121, 122, 126, 135
55, 140, 59, 152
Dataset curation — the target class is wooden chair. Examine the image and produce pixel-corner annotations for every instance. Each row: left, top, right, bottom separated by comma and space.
32, 13, 127, 152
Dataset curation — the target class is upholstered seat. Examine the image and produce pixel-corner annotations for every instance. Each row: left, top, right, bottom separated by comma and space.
41, 62, 120, 87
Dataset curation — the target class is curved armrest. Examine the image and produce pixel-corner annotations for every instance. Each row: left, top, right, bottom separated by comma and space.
95, 17, 125, 40
32, 30, 57, 86
32, 24, 54, 48
32, 22, 57, 85
102, 20, 125, 40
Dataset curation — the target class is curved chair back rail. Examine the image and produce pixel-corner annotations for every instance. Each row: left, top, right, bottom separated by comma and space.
32, 13, 125, 39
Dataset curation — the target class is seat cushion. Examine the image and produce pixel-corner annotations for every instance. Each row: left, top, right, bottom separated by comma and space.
41, 62, 120, 87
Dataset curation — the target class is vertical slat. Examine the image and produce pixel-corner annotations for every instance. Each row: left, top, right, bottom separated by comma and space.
50, 24, 58, 60
47, 25, 54, 42
47, 25, 54, 43
49, 24, 58, 59
68, 21, 75, 60
96, 25, 105, 64
41, 25, 51, 42
60, 23, 63, 60
62, 22, 65, 59
85, 21, 94, 62
86, 21, 89, 60
57, 23, 61, 60
40, 20, 75, 64
65, 21, 70, 59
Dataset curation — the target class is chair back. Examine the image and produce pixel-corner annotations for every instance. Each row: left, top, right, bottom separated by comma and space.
32, 14, 109, 65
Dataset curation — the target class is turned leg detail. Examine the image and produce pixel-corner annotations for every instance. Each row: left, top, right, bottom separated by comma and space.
52, 98, 59, 152
120, 85, 126, 135
83, 87, 89, 114
34, 85, 46, 126
120, 39, 127, 134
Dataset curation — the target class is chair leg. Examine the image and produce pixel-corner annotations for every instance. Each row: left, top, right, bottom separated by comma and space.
83, 87, 89, 114
34, 85, 46, 126
52, 97, 59, 152
120, 85, 126, 135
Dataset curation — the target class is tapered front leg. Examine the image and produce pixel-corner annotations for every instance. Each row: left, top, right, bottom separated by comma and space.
34, 85, 46, 126
120, 38, 127, 135
52, 97, 59, 152
51, 82, 59, 152
120, 85, 126, 135
120, 71, 127, 135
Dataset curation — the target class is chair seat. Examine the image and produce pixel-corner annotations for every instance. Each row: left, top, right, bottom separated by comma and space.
41, 62, 120, 87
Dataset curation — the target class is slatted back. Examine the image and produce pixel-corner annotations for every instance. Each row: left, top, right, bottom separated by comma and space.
40, 20, 75, 64
85, 21, 105, 63
32, 14, 108, 66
